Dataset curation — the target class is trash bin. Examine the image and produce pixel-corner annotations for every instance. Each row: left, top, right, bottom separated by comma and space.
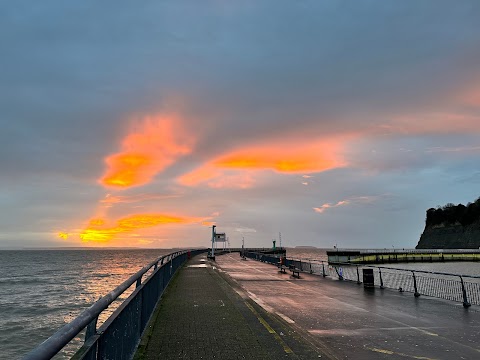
363, 268, 374, 289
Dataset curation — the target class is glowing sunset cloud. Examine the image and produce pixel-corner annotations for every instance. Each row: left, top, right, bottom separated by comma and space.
80, 213, 200, 243
179, 138, 346, 188
201, 221, 216, 227
313, 200, 349, 213
313, 195, 387, 214
58, 232, 69, 240
100, 193, 181, 206
215, 141, 343, 173
100, 114, 195, 189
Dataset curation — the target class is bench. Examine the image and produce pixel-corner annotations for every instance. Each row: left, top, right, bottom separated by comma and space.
278, 265, 287, 274
291, 268, 301, 278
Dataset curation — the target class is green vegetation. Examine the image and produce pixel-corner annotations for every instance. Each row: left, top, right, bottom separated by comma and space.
426, 197, 480, 227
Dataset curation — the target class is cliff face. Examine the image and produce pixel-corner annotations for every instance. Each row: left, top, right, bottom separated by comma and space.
416, 221, 480, 249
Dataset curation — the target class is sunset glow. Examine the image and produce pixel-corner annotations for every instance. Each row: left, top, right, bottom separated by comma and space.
100, 115, 195, 189
80, 214, 199, 243
215, 141, 344, 173
179, 139, 346, 188
58, 232, 69, 240
4, 1, 480, 251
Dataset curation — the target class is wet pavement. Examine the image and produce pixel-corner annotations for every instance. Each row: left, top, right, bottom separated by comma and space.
136, 253, 480, 359
215, 253, 480, 360
135, 254, 323, 359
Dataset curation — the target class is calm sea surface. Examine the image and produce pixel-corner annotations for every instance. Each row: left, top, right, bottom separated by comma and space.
1, 248, 479, 359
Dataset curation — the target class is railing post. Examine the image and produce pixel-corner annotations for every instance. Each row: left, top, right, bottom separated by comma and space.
356, 266, 361, 284
136, 277, 142, 288
322, 262, 326, 277
412, 271, 420, 297
379, 268, 384, 289
85, 316, 98, 341
460, 276, 471, 308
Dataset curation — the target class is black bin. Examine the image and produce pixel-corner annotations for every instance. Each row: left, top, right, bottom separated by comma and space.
363, 268, 374, 289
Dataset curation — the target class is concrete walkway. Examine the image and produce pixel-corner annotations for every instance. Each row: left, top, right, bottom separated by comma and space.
135, 254, 323, 359
136, 253, 480, 359
215, 253, 480, 360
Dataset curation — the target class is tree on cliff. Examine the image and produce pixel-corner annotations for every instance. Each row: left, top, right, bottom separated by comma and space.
425, 197, 480, 227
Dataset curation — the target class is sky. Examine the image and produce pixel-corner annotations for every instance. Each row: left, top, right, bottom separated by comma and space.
1, 1, 480, 249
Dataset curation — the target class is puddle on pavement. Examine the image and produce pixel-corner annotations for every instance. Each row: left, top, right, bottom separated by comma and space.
188, 264, 208, 268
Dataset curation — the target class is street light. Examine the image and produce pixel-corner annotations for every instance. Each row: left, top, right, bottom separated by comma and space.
210, 225, 216, 260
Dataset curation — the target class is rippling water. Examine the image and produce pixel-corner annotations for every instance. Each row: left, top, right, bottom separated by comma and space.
1, 248, 479, 360
0, 249, 171, 360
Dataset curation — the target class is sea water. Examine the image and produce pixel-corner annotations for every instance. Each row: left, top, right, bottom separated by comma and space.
1, 248, 479, 359
0, 249, 171, 360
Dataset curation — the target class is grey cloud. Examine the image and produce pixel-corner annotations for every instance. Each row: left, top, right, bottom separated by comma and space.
2, 1, 480, 248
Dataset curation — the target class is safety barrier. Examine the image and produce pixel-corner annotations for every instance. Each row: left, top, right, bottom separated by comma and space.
24, 249, 206, 360
244, 252, 480, 308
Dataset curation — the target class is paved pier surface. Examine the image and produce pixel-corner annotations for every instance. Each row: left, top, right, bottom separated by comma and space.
136, 253, 480, 359
135, 254, 322, 359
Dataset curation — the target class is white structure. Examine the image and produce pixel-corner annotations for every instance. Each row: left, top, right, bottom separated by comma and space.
215, 232, 227, 250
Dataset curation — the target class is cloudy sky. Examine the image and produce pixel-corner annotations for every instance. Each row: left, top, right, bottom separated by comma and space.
1, 1, 479, 249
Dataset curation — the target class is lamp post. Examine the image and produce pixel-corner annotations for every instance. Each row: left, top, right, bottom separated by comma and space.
211, 225, 216, 260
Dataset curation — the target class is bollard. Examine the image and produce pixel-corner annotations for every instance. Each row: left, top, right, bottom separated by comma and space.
322, 262, 326, 277
460, 276, 471, 308
379, 268, 384, 289
412, 271, 420, 297
356, 266, 361, 284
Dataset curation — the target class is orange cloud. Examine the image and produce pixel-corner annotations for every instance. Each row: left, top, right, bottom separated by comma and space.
214, 140, 344, 173
100, 193, 181, 206
313, 195, 386, 214
58, 232, 69, 240
179, 138, 347, 188
201, 221, 216, 227
80, 213, 200, 243
313, 200, 349, 213
100, 114, 195, 189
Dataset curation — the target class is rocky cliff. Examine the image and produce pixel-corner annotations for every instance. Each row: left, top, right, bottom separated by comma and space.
416, 221, 480, 249
416, 197, 480, 249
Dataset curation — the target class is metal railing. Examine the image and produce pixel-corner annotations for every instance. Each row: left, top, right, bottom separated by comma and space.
23, 249, 206, 360
244, 252, 480, 308
327, 248, 480, 254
